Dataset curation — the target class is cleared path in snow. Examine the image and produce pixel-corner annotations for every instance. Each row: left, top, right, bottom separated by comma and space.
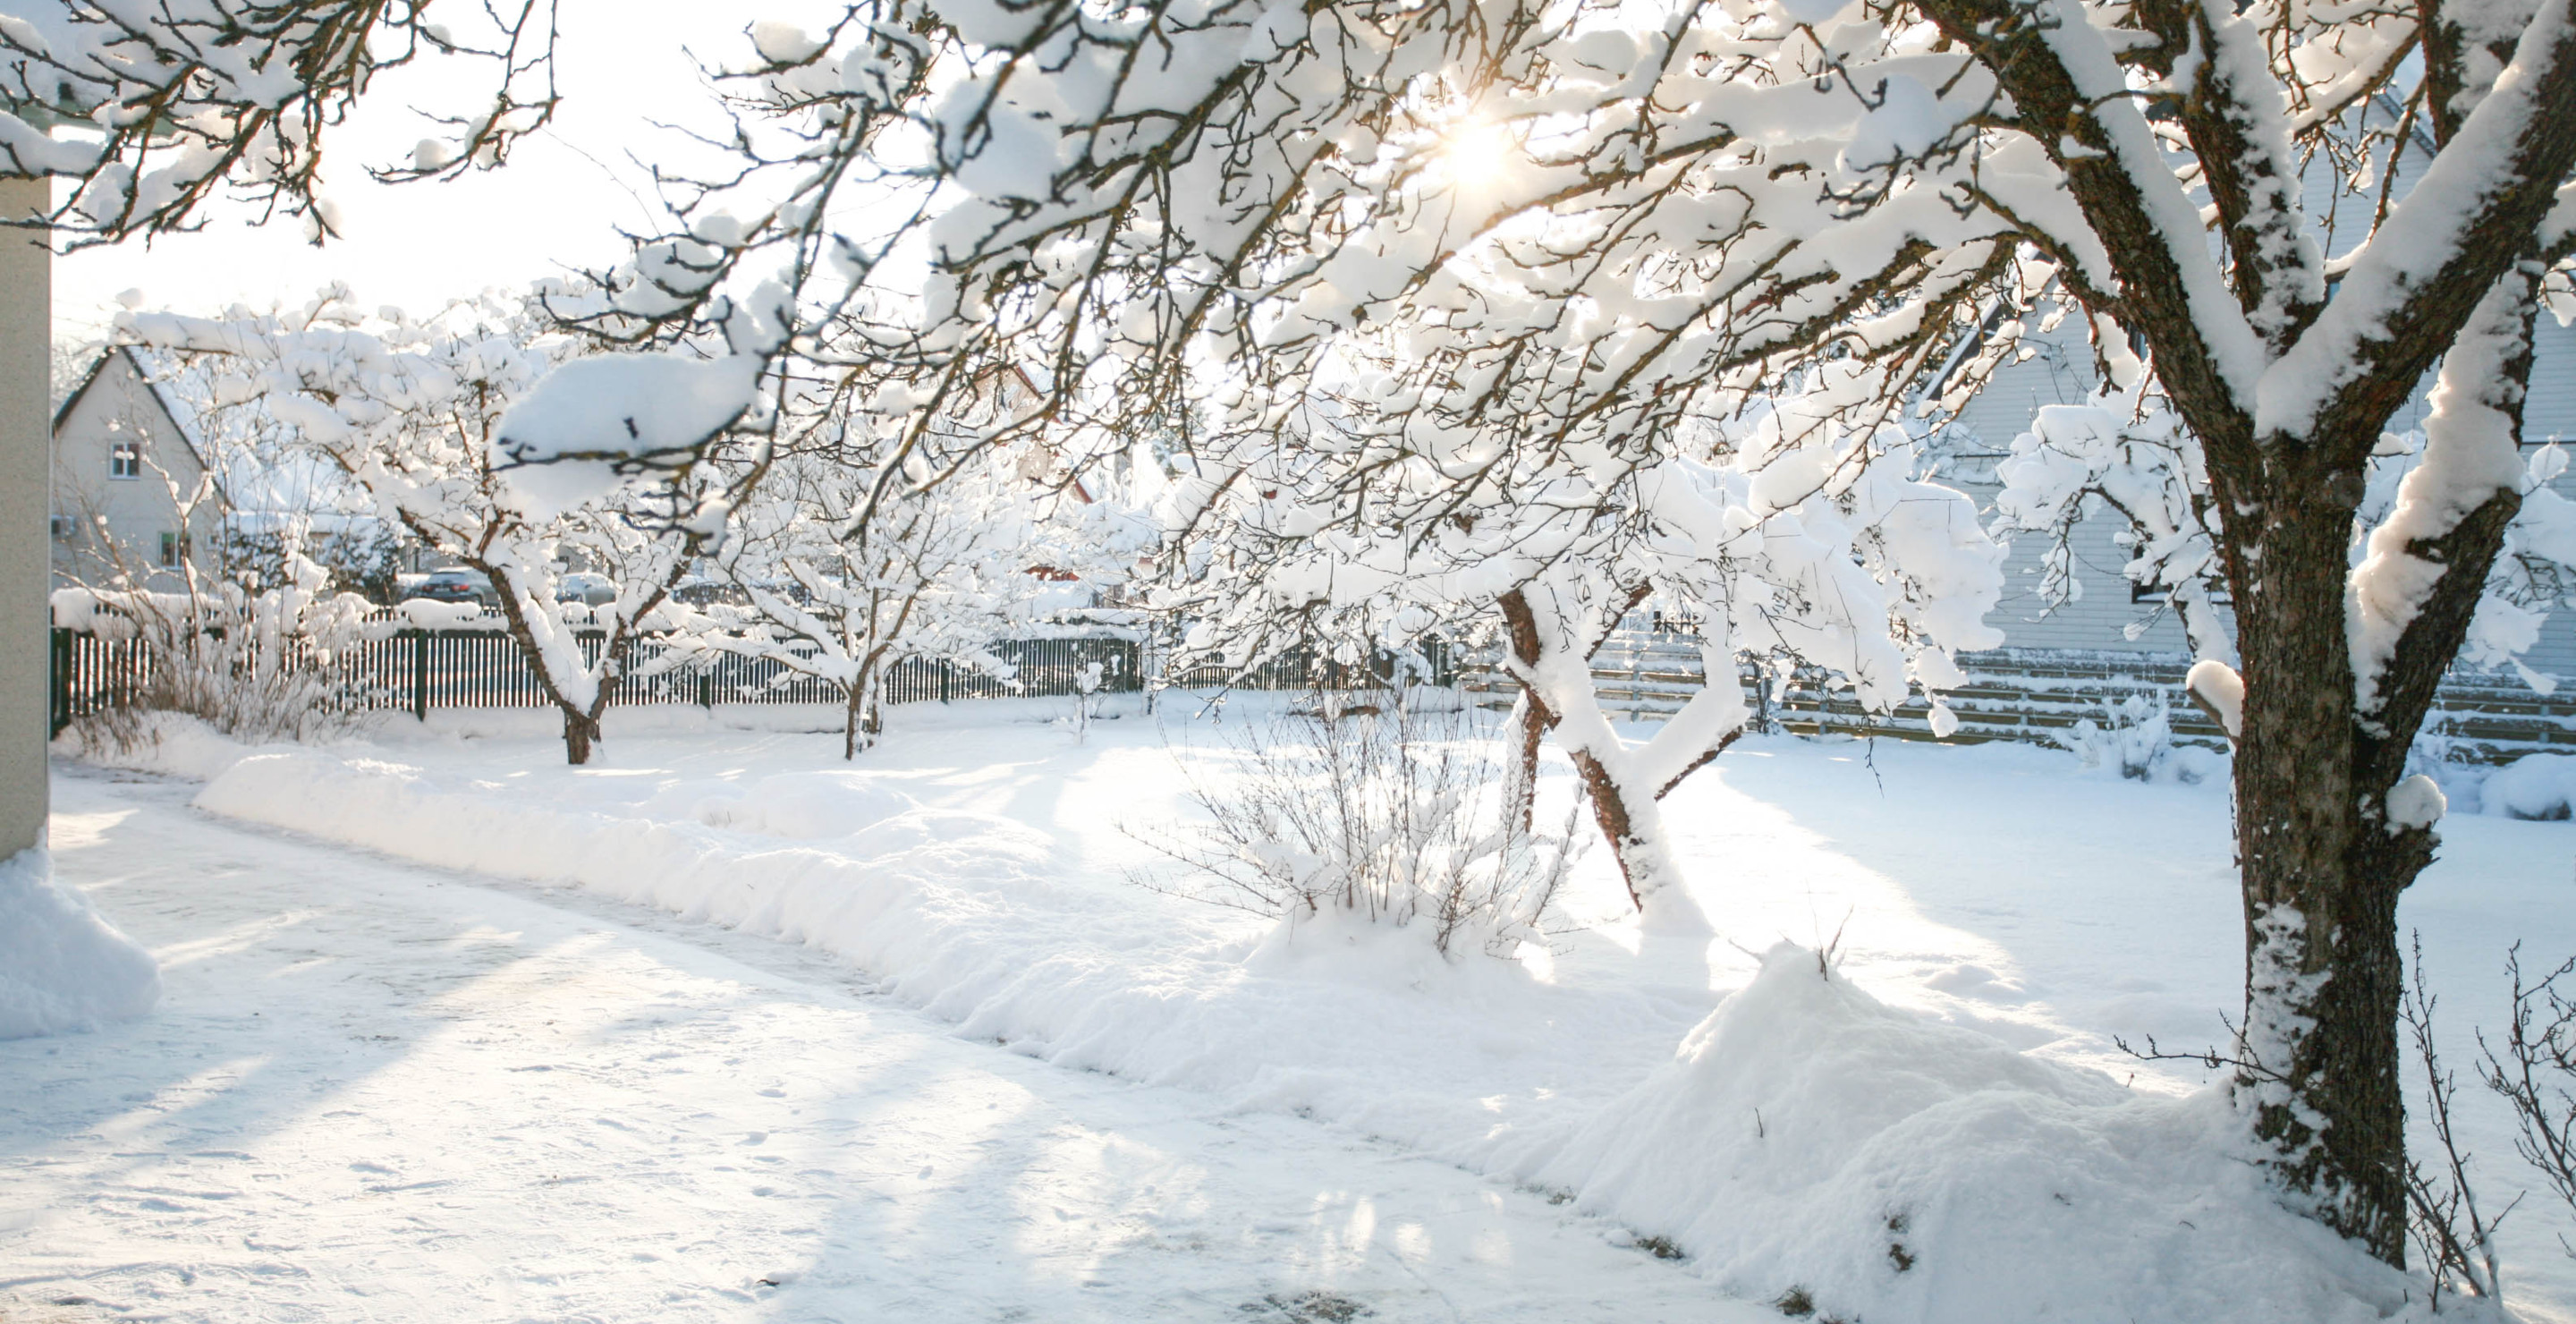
2, 767, 1758, 1324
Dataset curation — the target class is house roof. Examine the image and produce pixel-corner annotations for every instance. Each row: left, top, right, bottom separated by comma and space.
52, 344, 215, 472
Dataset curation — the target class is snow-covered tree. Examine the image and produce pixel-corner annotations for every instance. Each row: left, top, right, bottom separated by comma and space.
1155, 367, 2004, 920
666, 438, 1105, 758
124, 286, 772, 764
584, 0, 2576, 1262
1997, 382, 2576, 702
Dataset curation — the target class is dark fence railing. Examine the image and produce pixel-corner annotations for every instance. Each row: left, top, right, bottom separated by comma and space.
47, 624, 1450, 737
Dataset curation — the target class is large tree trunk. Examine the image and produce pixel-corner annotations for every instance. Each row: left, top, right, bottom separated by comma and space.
2229, 490, 2407, 1258
2232, 416, 2524, 1260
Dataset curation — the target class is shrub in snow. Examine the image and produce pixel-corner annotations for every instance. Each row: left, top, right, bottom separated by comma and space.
0, 850, 158, 1040
1156, 372, 2004, 920
1138, 700, 1579, 958
2482, 947, 2576, 1293
2056, 692, 2222, 785
55, 520, 382, 751
2477, 753, 2576, 821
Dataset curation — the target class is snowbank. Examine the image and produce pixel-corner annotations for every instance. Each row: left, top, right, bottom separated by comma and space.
2477, 752, 2576, 819
1538, 945, 2426, 1324
189, 748, 1631, 1158
187, 746, 2477, 1321
51, 712, 260, 781
0, 848, 161, 1040
638, 770, 921, 838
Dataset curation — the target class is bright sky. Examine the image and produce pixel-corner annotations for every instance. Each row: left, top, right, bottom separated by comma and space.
52, 0, 834, 343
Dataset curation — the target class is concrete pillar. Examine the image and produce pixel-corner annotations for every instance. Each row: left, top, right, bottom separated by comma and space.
0, 174, 47, 857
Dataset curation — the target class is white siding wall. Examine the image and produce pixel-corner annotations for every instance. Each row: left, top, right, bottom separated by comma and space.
1946, 314, 2576, 682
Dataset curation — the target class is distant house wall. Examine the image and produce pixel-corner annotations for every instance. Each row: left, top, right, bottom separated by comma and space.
50, 347, 220, 590
1943, 313, 2576, 686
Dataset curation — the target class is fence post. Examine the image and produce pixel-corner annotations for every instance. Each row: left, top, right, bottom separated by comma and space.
699, 669, 714, 709
410, 632, 430, 722
939, 660, 953, 704
48, 628, 70, 738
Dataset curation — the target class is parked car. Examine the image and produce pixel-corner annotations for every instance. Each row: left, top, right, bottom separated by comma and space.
555, 573, 616, 607
405, 567, 496, 609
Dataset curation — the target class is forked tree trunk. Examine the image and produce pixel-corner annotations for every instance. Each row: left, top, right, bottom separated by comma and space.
1497, 585, 1723, 914
558, 670, 622, 766
562, 707, 601, 766
2230, 440, 2522, 1261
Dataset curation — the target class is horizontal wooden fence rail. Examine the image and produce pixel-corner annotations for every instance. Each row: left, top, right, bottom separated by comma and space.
1457, 626, 2576, 766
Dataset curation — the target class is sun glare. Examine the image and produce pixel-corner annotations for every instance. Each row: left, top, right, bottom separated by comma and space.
1439, 118, 1519, 182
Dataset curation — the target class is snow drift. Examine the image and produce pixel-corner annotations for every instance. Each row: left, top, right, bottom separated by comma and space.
189, 748, 1655, 1158
0, 848, 160, 1040
1539, 944, 2428, 1323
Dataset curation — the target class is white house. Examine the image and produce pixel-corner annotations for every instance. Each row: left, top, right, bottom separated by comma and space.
49, 345, 223, 590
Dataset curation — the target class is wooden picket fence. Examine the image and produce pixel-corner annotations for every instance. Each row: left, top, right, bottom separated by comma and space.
47, 622, 1457, 736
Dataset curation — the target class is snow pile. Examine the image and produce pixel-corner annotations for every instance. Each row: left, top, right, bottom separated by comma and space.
0, 848, 160, 1040
180, 743, 2470, 1321
2476, 752, 2576, 820
1536, 946, 2426, 1324
51, 711, 260, 782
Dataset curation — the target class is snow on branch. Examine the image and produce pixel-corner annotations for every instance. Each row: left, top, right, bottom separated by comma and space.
0, 0, 562, 244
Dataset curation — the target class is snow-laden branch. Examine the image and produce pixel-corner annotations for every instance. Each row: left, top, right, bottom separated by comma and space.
0, 0, 562, 244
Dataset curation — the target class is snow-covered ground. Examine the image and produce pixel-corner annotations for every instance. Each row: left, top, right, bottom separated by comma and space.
4, 762, 1758, 1323
15, 693, 2576, 1321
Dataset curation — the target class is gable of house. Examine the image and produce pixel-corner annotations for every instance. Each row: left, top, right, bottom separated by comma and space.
50, 347, 220, 588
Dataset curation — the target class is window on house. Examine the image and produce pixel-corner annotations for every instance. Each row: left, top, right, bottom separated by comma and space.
157, 530, 182, 568
2131, 579, 2233, 607
109, 440, 142, 480
49, 514, 72, 541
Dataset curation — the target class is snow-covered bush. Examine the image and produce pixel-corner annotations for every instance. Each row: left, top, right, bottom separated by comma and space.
1140, 700, 1579, 958
1153, 370, 2005, 918
54, 519, 380, 752
2477, 753, 2576, 820
2056, 692, 2222, 785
